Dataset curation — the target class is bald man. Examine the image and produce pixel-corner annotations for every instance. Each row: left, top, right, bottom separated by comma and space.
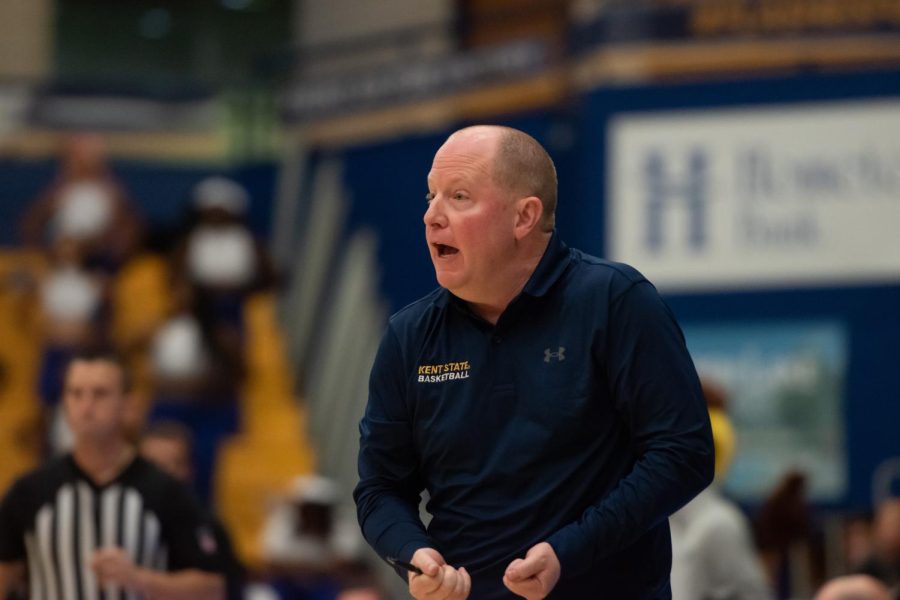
815, 575, 891, 600
354, 126, 714, 599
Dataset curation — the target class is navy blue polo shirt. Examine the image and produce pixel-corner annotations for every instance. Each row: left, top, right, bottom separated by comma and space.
355, 232, 714, 599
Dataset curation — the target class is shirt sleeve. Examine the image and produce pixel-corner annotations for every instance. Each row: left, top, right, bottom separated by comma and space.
0, 478, 27, 562
162, 480, 226, 573
546, 280, 715, 577
353, 324, 433, 566
209, 516, 246, 599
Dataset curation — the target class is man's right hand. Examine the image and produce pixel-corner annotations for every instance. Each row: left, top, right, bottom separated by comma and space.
408, 547, 471, 600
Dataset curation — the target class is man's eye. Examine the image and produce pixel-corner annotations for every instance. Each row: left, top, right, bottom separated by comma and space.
453, 193, 466, 201
425, 192, 435, 204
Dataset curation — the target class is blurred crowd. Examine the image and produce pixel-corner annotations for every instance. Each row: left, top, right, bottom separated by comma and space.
1, 134, 382, 600
18, 134, 271, 502
671, 379, 900, 600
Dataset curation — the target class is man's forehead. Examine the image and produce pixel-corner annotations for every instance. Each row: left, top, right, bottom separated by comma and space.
69, 359, 117, 373
66, 360, 123, 384
441, 127, 501, 156
430, 132, 499, 179
447, 125, 504, 143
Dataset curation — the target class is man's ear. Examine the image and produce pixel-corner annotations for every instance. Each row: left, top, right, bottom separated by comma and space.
123, 392, 143, 433
514, 196, 543, 240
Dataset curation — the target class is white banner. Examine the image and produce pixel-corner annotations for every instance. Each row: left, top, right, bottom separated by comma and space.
608, 100, 900, 290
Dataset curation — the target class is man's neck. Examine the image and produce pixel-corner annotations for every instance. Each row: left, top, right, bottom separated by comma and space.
72, 438, 135, 486
467, 277, 531, 324
467, 233, 551, 325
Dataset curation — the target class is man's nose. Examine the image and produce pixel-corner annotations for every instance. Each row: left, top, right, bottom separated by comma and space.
424, 196, 445, 227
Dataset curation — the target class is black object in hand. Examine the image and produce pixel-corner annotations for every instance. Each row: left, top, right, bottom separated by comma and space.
386, 556, 424, 575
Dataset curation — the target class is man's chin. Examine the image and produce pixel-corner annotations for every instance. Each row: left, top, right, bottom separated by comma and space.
434, 270, 463, 291
437, 278, 477, 302
72, 427, 119, 442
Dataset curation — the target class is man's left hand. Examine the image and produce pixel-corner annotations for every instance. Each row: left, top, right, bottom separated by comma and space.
91, 547, 138, 589
502, 542, 560, 599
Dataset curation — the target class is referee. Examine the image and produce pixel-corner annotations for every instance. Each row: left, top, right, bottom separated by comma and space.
0, 351, 225, 599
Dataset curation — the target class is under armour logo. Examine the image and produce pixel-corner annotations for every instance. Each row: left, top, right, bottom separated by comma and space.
544, 347, 566, 363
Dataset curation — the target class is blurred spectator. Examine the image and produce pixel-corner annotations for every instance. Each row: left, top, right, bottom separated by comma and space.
262, 475, 361, 568
149, 277, 244, 398
139, 420, 196, 485
40, 238, 107, 347
334, 559, 387, 600
37, 235, 111, 453
755, 470, 819, 598
854, 498, 900, 588
139, 420, 246, 600
20, 133, 141, 272
335, 588, 384, 600
670, 378, 772, 600
336, 585, 385, 600
173, 176, 275, 331
143, 179, 273, 501
261, 475, 363, 599
146, 276, 244, 505
845, 513, 876, 571
815, 574, 892, 600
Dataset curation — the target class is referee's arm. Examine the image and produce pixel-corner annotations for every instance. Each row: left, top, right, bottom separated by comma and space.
0, 476, 27, 599
0, 561, 25, 598
91, 546, 225, 600
132, 568, 223, 600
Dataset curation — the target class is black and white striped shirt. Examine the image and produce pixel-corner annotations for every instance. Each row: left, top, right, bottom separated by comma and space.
0, 454, 223, 600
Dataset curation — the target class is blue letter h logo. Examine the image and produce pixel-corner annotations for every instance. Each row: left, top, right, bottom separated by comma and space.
644, 149, 708, 253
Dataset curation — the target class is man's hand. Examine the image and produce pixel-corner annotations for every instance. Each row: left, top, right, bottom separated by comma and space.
91, 547, 138, 589
408, 547, 471, 600
503, 542, 560, 600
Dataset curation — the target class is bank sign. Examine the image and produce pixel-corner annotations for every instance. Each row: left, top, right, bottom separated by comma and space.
608, 100, 900, 291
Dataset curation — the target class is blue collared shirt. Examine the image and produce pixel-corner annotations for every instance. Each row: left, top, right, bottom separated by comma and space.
355, 233, 714, 599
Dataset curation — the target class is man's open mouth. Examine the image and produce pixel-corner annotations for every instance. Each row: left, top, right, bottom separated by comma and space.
435, 243, 459, 257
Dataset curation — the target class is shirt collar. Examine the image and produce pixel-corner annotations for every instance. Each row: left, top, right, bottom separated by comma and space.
66, 451, 141, 490
522, 230, 570, 298
433, 230, 570, 310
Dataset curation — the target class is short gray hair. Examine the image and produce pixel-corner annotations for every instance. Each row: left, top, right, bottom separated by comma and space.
492, 127, 557, 232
